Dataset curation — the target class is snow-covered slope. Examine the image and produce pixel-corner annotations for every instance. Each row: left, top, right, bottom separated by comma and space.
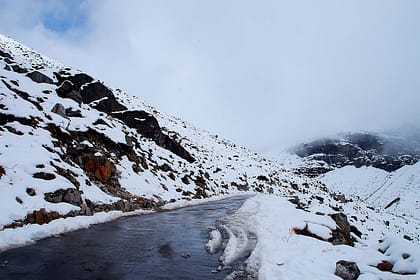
0, 34, 315, 239
1, 34, 419, 279
319, 163, 420, 220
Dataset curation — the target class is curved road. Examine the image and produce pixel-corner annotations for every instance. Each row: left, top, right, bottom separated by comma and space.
0, 196, 250, 280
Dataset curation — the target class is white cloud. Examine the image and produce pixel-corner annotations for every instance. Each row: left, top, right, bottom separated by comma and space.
1, 0, 420, 151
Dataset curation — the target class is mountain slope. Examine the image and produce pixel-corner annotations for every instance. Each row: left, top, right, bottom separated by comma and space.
0, 34, 315, 231
319, 163, 420, 220
1, 35, 419, 279
291, 132, 420, 177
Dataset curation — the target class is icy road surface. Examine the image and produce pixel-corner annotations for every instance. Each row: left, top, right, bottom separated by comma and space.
0, 196, 252, 280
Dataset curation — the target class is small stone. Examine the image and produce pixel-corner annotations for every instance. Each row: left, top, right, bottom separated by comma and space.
15, 197, 23, 204
377, 260, 393, 272
402, 253, 410, 260
403, 235, 413, 241
181, 252, 191, 258
335, 260, 360, 280
26, 188, 36, 196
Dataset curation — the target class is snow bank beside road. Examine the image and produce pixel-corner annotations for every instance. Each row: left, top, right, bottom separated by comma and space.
222, 195, 420, 279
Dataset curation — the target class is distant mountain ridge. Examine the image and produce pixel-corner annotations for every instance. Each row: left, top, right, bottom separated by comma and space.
292, 131, 420, 177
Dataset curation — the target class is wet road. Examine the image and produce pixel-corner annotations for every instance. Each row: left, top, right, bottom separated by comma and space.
0, 196, 249, 280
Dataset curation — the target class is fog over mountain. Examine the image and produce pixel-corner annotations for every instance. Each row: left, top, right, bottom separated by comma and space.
1, 0, 419, 151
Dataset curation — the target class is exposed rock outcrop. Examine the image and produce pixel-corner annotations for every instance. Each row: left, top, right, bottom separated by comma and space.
293, 132, 420, 176
54, 71, 194, 163
26, 71, 53, 84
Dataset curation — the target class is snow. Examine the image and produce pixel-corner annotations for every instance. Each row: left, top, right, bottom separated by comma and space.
216, 195, 420, 279
205, 228, 223, 254
319, 163, 420, 220
1, 33, 419, 279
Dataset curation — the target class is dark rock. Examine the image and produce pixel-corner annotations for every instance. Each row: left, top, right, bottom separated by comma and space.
15, 197, 23, 204
35, 164, 45, 168
80, 82, 126, 110
0, 49, 13, 60
332, 193, 347, 203
329, 213, 354, 246
33, 172, 56, 180
11, 64, 27, 74
350, 225, 362, 238
93, 118, 111, 127
256, 175, 269, 181
330, 213, 351, 233
335, 260, 360, 280
403, 235, 413, 241
377, 260, 393, 272
26, 71, 53, 84
44, 190, 64, 203
0, 112, 39, 128
56, 80, 83, 104
54, 72, 94, 88
402, 253, 410, 260
92, 97, 127, 113
384, 197, 400, 209
168, 172, 176, 180
4, 57, 14, 64
113, 110, 160, 139
51, 103, 66, 118
159, 163, 172, 172
26, 188, 36, 196
44, 188, 82, 206
114, 110, 195, 163
4, 125, 24, 135
125, 135, 133, 146
65, 107, 82, 117
10, 79, 19, 87
181, 175, 190, 184
0, 165, 5, 178
194, 175, 207, 188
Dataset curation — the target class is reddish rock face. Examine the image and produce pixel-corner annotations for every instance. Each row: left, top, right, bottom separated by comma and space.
26, 208, 62, 225
34, 208, 46, 225
84, 156, 115, 183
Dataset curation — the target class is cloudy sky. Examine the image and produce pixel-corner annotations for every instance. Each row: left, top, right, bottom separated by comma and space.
1, 0, 419, 152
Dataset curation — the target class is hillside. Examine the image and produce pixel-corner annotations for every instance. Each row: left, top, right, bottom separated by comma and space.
0, 35, 419, 279
291, 132, 420, 177
319, 163, 420, 220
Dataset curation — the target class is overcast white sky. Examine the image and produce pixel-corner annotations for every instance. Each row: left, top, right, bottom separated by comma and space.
1, 0, 419, 151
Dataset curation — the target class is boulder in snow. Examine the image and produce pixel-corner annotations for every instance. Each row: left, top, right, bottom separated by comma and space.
335, 260, 360, 280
